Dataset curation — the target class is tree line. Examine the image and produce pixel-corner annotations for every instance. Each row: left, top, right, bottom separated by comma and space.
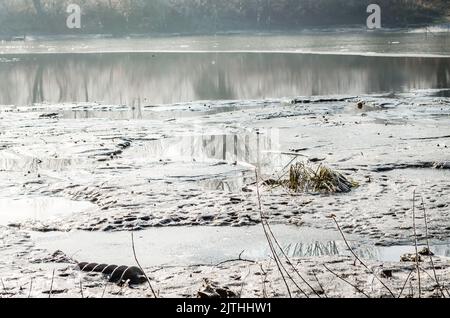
0, 0, 447, 35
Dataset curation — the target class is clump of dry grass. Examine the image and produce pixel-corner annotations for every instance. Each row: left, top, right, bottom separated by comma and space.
265, 162, 358, 194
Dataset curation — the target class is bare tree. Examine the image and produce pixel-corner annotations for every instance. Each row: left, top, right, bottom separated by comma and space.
32, 0, 44, 15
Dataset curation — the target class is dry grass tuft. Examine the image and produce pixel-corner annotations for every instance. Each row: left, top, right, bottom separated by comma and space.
265, 162, 358, 194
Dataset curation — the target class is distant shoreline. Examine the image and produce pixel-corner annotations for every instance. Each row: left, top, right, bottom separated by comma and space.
1, 49, 450, 59
1, 30, 449, 58
0, 0, 447, 37
2, 23, 450, 39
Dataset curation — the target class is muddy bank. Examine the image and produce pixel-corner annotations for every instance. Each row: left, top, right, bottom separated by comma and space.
1, 226, 450, 298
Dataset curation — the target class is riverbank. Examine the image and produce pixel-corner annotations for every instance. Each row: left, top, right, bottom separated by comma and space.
0, 88, 449, 297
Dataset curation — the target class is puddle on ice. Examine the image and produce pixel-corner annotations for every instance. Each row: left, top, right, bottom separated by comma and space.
30, 225, 450, 266
0, 197, 95, 226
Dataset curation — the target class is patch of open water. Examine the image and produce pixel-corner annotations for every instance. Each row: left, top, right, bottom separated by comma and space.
29, 225, 450, 266
0, 196, 95, 226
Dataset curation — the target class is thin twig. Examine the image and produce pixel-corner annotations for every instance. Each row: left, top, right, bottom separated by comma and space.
256, 170, 314, 297
412, 190, 421, 298
28, 278, 33, 298
420, 196, 445, 298
156, 257, 255, 269
256, 169, 315, 297
265, 220, 321, 297
330, 215, 395, 297
255, 169, 293, 298
418, 266, 450, 297
131, 232, 158, 298
267, 154, 301, 190
48, 269, 55, 299
313, 271, 327, 298
259, 264, 268, 298
101, 282, 108, 298
398, 269, 414, 298
268, 244, 309, 297
215, 250, 256, 266
409, 279, 414, 298
79, 278, 84, 298
323, 264, 370, 298
239, 267, 252, 298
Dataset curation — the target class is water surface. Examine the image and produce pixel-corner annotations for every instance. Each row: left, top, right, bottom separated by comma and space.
30, 225, 450, 266
1, 31, 450, 55
0, 52, 449, 106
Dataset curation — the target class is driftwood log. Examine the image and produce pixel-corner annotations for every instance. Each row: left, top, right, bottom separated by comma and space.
76, 262, 147, 285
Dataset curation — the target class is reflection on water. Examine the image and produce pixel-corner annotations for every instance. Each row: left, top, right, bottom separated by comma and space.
130, 131, 287, 191
285, 240, 450, 262
0, 53, 449, 106
284, 241, 383, 260
284, 241, 340, 258
133, 131, 282, 169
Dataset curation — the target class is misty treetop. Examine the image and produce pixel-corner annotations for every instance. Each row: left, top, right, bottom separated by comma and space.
0, 0, 447, 35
